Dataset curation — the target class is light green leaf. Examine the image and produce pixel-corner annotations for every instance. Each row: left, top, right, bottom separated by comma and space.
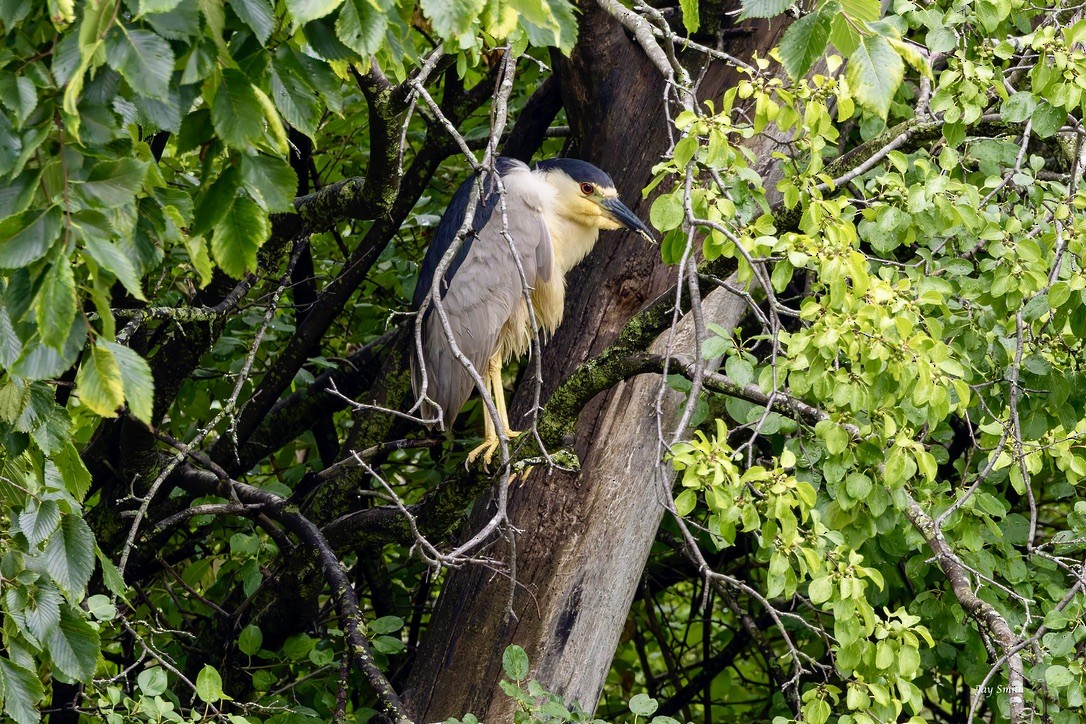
370, 616, 405, 634
231, 0, 275, 43
1001, 91, 1036, 124
1046, 664, 1073, 688
336, 0, 388, 56
139, 0, 184, 12
0, 657, 45, 724
44, 514, 96, 600
19, 499, 60, 548
75, 343, 125, 418
105, 28, 175, 100
0, 206, 62, 269
211, 69, 265, 148
286, 0, 345, 25
83, 235, 147, 301
738, 0, 789, 19
138, 667, 168, 696
679, 0, 699, 33
778, 9, 831, 80
421, 0, 485, 38
35, 261, 77, 351
196, 665, 226, 703
502, 645, 529, 681
240, 154, 299, 213
674, 488, 697, 517
86, 594, 117, 621
846, 33, 904, 118
47, 605, 100, 681
102, 342, 155, 425
211, 195, 270, 278
54, 441, 92, 502
650, 192, 684, 232
628, 693, 658, 717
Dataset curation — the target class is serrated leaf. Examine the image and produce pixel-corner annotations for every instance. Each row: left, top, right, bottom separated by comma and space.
83, 235, 147, 301
47, 605, 100, 681
80, 158, 149, 208
0, 168, 41, 222
421, 0, 486, 38
286, 0, 344, 24
231, 0, 276, 43
19, 499, 60, 548
75, 343, 125, 418
54, 441, 92, 502
0, 657, 45, 724
739, 0, 789, 19
240, 154, 298, 213
211, 69, 265, 148
211, 195, 269, 278
679, 0, 699, 33
24, 583, 62, 642
96, 547, 127, 597
105, 28, 175, 100
35, 261, 77, 350
0, 206, 62, 269
269, 63, 320, 137
101, 342, 155, 424
779, 10, 830, 80
846, 33, 904, 118
336, 0, 388, 56
44, 514, 95, 600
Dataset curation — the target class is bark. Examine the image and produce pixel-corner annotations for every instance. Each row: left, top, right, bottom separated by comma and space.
403, 6, 791, 719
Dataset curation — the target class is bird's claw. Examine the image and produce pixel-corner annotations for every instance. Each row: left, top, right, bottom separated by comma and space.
465, 430, 521, 469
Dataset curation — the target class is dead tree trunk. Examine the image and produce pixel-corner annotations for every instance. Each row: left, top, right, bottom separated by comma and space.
403, 6, 790, 721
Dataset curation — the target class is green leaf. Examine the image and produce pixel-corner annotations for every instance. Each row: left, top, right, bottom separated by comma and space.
1046, 664, 1074, 688
44, 514, 96, 600
140, 0, 184, 12
1030, 101, 1065, 138
86, 594, 117, 621
336, 0, 388, 56
83, 235, 147, 301
286, 0, 345, 25
846, 33, 904, 118
138, 667, 168, 696
47, 605, 100, 681
628, 693, 658, 717
0, 657, 44, 724
779, 9, 831, 80
24, 583, 62, 641
96, 547, 127, 597
196, 664, 227, 703
674, 488, 697, 517
211, 194, 270, 278
1000, 91, 1036, 124
105, 28, 175, 100
54, 441, 92, 502
0, 168, 41, 221
502, 645, 530, 681
75, 343, 125, 418
19, 499, 60, 547
650, 192, 684, 232
678, 0, 698, 33
230, 0, 276, 44
211, 69, 265, 148
238, 625, 263, 655
101, 342, 155, 425
80, 158, 149, 208
421, 0, 486, 38
240, 154, 299, 213
738, 0, 789, 19
0, 206, 62, 269
370, 615, 405, 634
35, 261, 77, 350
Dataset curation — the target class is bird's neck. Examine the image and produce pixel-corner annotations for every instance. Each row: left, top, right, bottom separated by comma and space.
547, 215, 601, 274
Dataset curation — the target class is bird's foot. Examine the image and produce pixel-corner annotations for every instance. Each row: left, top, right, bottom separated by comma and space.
465, 430, 521, 468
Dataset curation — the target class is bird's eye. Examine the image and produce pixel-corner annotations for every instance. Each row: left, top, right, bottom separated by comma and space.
580, 182, 595, 195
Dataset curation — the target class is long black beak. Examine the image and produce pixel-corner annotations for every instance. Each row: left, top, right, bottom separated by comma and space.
603, 197, 655, 241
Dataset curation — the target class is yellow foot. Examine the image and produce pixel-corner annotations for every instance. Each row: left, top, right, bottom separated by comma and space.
465, 430, 521, 468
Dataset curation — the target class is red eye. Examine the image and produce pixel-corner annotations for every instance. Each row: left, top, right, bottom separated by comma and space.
580, 182, 595, 195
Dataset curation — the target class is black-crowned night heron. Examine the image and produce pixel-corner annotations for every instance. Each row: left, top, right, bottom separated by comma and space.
412, 157, 652, 463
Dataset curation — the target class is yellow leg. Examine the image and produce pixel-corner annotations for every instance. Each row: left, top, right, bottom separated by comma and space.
466, 353, 521, 466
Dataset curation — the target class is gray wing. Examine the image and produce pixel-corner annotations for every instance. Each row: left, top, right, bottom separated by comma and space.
412, 167, 553, 429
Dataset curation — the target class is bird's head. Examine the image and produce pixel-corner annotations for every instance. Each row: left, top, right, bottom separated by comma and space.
535, 158, 654, 240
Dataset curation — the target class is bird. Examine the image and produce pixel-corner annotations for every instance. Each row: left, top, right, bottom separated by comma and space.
411, 156, 653, 464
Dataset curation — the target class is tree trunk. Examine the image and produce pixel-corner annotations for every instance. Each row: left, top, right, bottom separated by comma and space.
404, 6, 790, 721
